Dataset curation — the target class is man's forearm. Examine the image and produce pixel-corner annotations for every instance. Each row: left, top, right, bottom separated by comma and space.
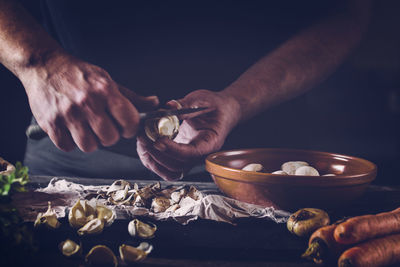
222, 0, 372, 123
0, 0, 63, 77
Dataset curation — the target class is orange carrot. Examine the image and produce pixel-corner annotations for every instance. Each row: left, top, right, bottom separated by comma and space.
338, 233, 400, 267
334, 207, 400, 245
302, 222, 348, 264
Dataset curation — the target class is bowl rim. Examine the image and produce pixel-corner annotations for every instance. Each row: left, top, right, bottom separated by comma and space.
205, 148, 377, 186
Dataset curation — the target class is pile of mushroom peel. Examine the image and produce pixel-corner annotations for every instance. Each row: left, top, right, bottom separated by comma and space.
242, 161, 336, 176
34, 180, 203, 266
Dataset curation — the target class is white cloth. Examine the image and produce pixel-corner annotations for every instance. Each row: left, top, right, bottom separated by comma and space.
14, 177, 290, 225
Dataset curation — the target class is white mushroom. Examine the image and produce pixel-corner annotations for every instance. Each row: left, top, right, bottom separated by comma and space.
295, 166, 320, 176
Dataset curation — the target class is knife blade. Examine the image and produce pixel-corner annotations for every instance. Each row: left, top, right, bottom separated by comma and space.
26, 107, 209, 140
139, 106, 208, 120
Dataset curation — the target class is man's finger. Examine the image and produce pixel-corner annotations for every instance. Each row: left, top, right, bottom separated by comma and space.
66, 120, 98, 152
46, 124, 75, 152
153, 130, 219, 161
137, 136, 186, 172
86, 109, 119, 147
137, 139, 183, 181
107, 90, 140, 138
119, 85, 159, 112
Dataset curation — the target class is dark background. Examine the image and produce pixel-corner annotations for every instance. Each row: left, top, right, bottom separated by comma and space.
0, 1, 399, 184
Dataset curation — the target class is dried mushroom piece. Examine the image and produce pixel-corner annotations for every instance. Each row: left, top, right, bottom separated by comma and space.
119, 244, 147, 264
85, 245, 117, 267
128, 219, 157, 239
59, 239, 81, 257
145, 112, 180, 142
0, 157, 15, 176
34, 202, 61, 229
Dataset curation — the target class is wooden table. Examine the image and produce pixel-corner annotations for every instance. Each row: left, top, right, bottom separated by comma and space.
17, 176, 400, 267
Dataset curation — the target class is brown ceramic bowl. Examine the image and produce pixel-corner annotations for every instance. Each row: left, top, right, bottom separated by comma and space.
205, 148, 377, 211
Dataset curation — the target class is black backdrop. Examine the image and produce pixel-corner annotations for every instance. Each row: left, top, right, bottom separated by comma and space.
0, 1, 399, 184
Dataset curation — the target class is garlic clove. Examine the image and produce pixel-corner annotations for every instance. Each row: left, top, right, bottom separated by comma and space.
59, 239, 81, 257
78, 218, 104, 236
272, 170, 288, 175
145, 113, 180, 142
136, 242, 153, 255
68, 200, 88, 228
281, 161, 309, 175
128, 219, 157, 239
242, 163, 264, 172
96, 205, 116, 227
295, 166, 320, 176
34, 202, 61, 229
85, 245, 117, 267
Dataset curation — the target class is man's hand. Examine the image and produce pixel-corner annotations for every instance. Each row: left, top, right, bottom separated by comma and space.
19, 52, 158, 152
136, 89, 240, 180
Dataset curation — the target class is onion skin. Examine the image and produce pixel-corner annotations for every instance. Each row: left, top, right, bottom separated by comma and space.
287, 208, 330, 237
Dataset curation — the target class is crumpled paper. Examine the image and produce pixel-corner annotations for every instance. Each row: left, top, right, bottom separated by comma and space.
14, 177, 290, 225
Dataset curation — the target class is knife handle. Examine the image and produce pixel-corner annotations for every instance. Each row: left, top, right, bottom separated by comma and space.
25, 124, 48, 140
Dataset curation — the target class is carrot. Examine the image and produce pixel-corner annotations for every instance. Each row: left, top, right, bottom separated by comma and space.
334, 207, 400, 245
302, 222, 348, 264
338, 233, 400, 267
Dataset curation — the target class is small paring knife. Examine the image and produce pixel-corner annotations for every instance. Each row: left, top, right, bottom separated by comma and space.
26, 107, 209, 140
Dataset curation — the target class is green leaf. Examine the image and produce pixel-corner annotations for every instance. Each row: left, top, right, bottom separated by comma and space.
1, 184, 11, 196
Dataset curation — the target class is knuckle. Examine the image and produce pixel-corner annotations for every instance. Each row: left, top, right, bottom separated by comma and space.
75, 92, 94, 108
63, 102, 80, 119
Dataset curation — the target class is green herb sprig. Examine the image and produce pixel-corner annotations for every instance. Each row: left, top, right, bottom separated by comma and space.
0, 162, 29, 196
